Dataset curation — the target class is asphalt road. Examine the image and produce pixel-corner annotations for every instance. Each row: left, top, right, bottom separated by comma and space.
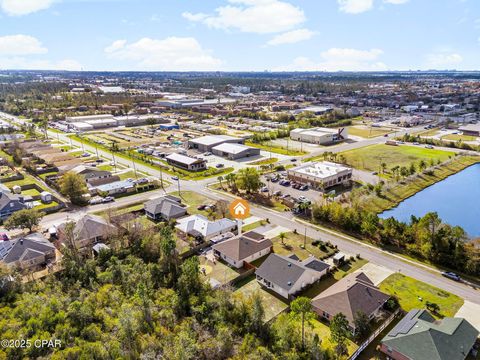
3, 111, 479, 305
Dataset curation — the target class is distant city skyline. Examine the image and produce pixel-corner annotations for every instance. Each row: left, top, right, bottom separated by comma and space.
0, 0, 478, 72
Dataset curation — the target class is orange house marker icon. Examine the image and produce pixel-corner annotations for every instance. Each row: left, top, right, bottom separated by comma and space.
229, 199, 250, 220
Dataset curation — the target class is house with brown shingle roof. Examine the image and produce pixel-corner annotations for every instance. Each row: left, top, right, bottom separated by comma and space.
311, 272, 390, 333
212, 231, 272, 269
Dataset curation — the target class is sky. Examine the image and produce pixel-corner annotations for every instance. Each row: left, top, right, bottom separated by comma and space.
0, 0, 479, 72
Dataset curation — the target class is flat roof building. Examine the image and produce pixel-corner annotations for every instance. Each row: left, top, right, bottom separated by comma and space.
287, 161, 352, 190
212, 143, 261, 160
459, 123, 480, 137
187, 135, 244, 152
290, 127, 348, 145
165, 153, 207, 172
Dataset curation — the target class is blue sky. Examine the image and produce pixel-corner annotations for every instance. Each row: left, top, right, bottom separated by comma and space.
0, 0, 478, 71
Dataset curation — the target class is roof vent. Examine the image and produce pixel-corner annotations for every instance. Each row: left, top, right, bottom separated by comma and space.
287, 263, 292, 267
287, 281, 292, 286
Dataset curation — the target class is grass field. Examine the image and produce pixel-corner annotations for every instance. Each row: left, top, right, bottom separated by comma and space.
418, 128, 441, 137
233, 277, 288, 322
442, 134, 478, 142
361, 156, 479, 213
347, 126, 393, 138
247, 157, 278, 166
306, 318, 359, 358
339, 144, 454, 173
379, 273, 464, 318
246, 141, 307, 156
242, 219, 267, 232
169, 190, 221, 218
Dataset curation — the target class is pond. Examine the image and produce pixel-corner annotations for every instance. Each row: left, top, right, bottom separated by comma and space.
379, 163, 480, 237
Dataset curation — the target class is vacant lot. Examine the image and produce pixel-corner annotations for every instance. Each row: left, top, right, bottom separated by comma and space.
271, 231, 337, 261
379, 273, 464, 318
347, 126, 392, 139
339, 144, 454, 173
442, 134, 478, 142
233, 276, 288, 322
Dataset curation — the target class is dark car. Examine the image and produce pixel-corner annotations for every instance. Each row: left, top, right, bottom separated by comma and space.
197, 204, 207, 211
441, 271, 461, 281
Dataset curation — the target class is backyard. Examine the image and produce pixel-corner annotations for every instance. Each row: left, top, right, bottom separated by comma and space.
271, 231, 338, 261
199, 256, 242, 286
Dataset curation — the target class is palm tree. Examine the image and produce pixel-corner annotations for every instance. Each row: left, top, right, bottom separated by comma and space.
217, 176, 224, 189
380, 162, 387, 174
279, 232, 287, 246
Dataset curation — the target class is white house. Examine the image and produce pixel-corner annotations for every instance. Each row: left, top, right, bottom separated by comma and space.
175, 214, 237, 241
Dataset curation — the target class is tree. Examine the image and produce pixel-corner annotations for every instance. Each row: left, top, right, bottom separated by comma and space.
353, 311, 370, 340
217, 175, 224, 189
59, 171, 88, 205
419, 159, 427, 172
236, 168, 262, 194
4, 208, 45, 233
380, 162, 387, 174
290, 297, 314, 349
279, 232, 287, 245
330, 313, 350, 357
215, 199, 229, 218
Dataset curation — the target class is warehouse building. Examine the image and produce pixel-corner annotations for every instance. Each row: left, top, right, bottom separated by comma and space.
290, 127, 348, 145
165, 153, 207, 172
458, 123, 480, 137
187, 135, 244, 152
212, 143, 260, 160
287, 161, 352, 190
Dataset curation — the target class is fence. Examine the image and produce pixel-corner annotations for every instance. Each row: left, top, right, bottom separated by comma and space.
349, 308, 401, 360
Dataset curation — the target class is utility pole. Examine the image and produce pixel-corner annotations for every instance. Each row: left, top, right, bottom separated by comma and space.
304, 226, 307, 248
132, 159, 138, 179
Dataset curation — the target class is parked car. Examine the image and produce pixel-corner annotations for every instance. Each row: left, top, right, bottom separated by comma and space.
171, 176, 179, 181
261, 186, 269, 192
384, 134, 389, 137
299, 185, 309, 191
0, 233, 9, 241
273, 190, 282, 196
204, 152, 212, 156
95, 159, 104, 163
197, 204, 207, 210
216, 163, 224, 168
290, 158, 297, 162
89, 198, 103, 205
271, 177, 279, 183
81, 153, 90, 157
425, 145, 434, 149
441, 271, 461, 281
102, 196, 115, 203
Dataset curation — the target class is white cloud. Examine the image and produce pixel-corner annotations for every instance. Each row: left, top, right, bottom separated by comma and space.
0, 35, 47, 55
425, 52, 463, 68
104, 37, 222, 71
383, 0, 409, 4
338, 0, 373, 14
0, 0, 56, 16
275, 48, 387, 71
266, 28, 315, 46
183, 0, 305, 34
0, 57, 82, 71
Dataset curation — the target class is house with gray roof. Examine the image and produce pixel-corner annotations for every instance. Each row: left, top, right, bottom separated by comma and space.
211, 143, 260, 160
57, 214, 117, 250
144, 195, 186, 221
212, 232, 272, 269
187, 135, 244, 152
380, 309, 479, 360
0, 186, 26, 220
311, 272, 390, 333
165, 153, 207, 172
0, 233, 56, 271
255, 253, 329, 299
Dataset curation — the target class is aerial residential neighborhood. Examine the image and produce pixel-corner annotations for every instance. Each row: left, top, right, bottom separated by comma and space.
0, 0, 479, 359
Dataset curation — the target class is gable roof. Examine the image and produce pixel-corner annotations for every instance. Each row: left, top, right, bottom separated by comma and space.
0, 188, 25, 213
311, 272, 390, 327
255, 253, 328, 292
176, 214, 236, 238
166, 153, 206, 166
144, 197, 186, 218
212, 235, 272, 262
0, 233, 55, 265
382, 309, 479, 360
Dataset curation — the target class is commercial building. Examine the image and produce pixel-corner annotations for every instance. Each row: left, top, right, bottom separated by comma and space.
212, 143, 261, 160
287, 161, 352, 190
459, 123, 480, 137
290, 127, 348, 145
187, 135, 245, 152
165, 153, 207, 172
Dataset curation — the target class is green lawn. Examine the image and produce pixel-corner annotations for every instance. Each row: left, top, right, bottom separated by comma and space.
306, 318, 359, 358
242, 219, 267, 232
271, 232, 337, 261
442, 134, 478, 142
339, 144, 454, 173
233, 277, 288, 322
246, 141, 307, 156
38, 171, 58, 180
361, 156, 479, 213
22, 188, 41, 196
169, 190, 221, 218
419, 129, 440, 137
247, 157, 278, 166
379, 273, 464, 318
347, 126, 392, 138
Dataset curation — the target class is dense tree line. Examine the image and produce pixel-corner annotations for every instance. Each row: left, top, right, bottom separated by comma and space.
0, 225, 339, 359
312, 203, 479, 276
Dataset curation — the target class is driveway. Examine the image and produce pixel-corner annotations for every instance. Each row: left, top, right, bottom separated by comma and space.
455, 301, 480, 332
354, 263, 394, 286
